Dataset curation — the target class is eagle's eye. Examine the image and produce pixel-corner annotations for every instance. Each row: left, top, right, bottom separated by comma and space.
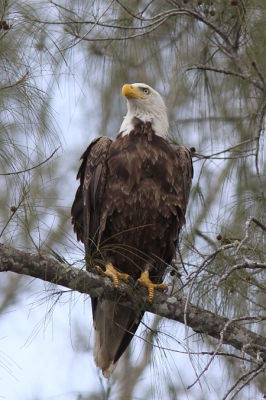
142, 88, 150, 95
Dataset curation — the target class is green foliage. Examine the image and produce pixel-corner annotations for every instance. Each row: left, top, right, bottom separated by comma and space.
0, 0, 68, 250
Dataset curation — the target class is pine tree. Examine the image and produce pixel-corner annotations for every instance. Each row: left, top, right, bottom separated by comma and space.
1, 1, 266, 399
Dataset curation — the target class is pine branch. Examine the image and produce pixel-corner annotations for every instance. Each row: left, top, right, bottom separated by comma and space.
1, 243, 266, 364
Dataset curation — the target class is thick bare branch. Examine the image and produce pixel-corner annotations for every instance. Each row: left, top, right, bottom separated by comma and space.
1, 244, 266, 363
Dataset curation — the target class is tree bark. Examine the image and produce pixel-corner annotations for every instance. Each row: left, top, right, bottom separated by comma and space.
1, 244, 265, 363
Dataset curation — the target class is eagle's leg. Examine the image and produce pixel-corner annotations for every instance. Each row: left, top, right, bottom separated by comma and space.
137, 270, 167, 302
96, 263, 131, 288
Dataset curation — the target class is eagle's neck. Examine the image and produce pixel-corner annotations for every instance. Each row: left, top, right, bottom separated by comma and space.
119, 104, 169, 139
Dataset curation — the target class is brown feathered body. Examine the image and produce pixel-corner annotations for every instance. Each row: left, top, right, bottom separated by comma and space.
71, 118, 193, 377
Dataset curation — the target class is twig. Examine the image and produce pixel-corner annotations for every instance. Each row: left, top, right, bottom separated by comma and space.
0, 147, 60, 176
187, 242, 234, 280
118, 320, 256, 363
0, 194, 28, 239
194, 139, 256, 159
236, 216, 266, 253
216, 261, 266, 287
251, 217, 266, 233
222, 363, 266, 400
187, 318, 233, 390
194, 153, 255, 161
71, 15, 171, 43
251, 61, 266, 89
187, 65, 248, 81
61, 0, 116, 51
0, 74, 28, 90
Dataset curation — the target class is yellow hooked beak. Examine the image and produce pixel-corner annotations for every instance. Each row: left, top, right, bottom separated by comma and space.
122, 84, 146, 99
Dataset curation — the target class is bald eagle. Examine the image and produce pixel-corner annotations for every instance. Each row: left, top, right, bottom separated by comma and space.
71, 83, 193, 377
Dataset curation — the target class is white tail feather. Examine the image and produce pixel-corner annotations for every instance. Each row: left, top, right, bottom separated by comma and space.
93, 299, 136, 377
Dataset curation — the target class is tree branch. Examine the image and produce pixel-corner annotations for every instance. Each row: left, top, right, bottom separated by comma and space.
1, 244, 266, 364
0, 147, 60, 176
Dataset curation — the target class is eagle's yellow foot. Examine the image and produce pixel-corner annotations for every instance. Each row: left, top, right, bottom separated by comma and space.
137, 270, 167, 302
96, 263, 130, 288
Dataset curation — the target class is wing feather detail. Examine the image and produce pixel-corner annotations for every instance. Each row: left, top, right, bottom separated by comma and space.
71, 136, 112, 251
173, 145, 193, 220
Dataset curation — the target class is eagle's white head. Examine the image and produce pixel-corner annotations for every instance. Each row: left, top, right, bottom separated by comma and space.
119, 83, 169, 139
